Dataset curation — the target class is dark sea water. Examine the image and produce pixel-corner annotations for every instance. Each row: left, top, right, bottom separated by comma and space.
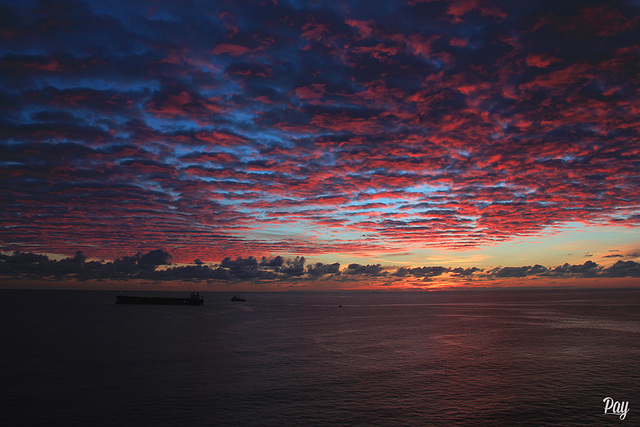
1, 288, 638, 426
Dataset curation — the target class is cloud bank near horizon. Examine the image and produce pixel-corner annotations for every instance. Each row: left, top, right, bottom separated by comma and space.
1, 0, 639, 263
2, 250, 639, 289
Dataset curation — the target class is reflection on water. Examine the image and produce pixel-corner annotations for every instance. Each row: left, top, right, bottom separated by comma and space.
0, 288, 638, 426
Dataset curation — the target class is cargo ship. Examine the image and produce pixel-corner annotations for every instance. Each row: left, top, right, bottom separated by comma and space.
116, 291, 204, 305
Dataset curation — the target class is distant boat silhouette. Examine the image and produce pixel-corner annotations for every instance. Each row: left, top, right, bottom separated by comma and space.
231, 295, 246, 302
116, 291, 204, 305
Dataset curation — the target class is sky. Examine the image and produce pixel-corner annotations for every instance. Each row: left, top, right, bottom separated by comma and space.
1, 0, 639, 290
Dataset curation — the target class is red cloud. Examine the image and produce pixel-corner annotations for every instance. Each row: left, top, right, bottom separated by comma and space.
293, 83, 327, 102
525, 54, 560, 68
446, 0, 507, 23
212, 43, 256, 56
345, 18, 375, 39
145, 90, 221, 120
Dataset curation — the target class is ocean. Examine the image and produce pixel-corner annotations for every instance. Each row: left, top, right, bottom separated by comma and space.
1, 288, 638, 426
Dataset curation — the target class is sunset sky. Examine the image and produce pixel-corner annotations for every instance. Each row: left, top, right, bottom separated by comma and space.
1, 0, 639, 290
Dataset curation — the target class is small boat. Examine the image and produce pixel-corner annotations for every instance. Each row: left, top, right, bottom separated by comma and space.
231, 295, 246, 302
116, 291, 204, 305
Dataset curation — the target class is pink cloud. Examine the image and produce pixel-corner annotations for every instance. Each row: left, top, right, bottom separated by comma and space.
212, 43, 256, 56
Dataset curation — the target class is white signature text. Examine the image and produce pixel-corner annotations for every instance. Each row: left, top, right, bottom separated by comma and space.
603, 397, 629, 420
